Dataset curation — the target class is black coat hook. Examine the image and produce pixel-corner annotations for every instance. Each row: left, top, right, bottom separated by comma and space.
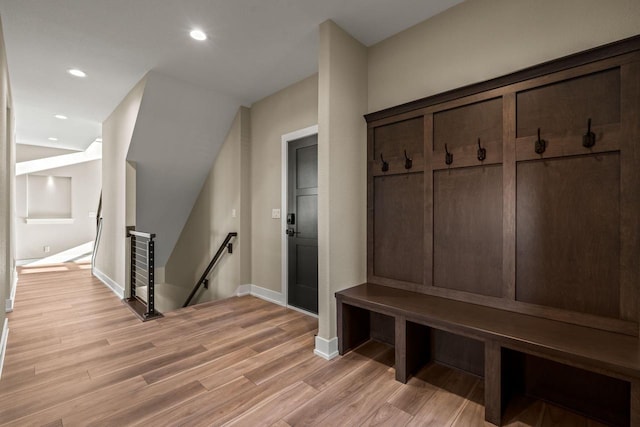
477, 138, 486, 161
445, 144, 453, 165
404, 150, 412, 170
534, 128, 546, 155
380, 153, 389, 172
582, 118, 596, 148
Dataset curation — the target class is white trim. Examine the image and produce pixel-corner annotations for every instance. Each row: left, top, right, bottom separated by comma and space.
6, 269, 17, 313
92, 266, 125, 299
25, 218, 74, 225
250, 284, 285, 306
0, 319, 8, 379
314, 335, 338, 360
280, 124, 319, 310
235, 284, 251, 296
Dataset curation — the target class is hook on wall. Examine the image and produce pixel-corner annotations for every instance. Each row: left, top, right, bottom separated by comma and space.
534, 128, 547, 155
445, 144, 453, 166
404, 150, 413, 170
380, 153, 389, 172
583, 118, 596, 148
477, 138, 486, 161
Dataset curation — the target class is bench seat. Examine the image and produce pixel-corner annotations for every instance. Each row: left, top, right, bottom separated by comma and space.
336, 283, 640, 426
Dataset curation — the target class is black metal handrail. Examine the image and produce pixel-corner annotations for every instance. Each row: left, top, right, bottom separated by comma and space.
183, 232, 238, 307
96, 190, 102, 229
91, 191, 103, 272
91, 217, 102, 272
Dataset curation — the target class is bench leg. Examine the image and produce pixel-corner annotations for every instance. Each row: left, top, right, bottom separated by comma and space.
396, 317, 431, 384
632, 379, 640, 427
395, 315, 407, 383
485, 340, 502, 426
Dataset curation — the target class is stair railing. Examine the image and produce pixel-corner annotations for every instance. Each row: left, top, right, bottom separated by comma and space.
91, 191, 102, 272
91, 217, 102, 272
126, 229, 162, 320
183, 232, 238, 307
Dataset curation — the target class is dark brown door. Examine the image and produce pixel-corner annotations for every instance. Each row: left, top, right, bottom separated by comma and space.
287, 135, 318, 314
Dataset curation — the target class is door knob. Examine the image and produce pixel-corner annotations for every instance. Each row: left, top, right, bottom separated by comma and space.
286, 228, 296, 236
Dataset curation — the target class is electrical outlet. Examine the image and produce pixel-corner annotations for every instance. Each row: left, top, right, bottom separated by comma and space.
43, 246, 51, 253
271, 209, 281, 219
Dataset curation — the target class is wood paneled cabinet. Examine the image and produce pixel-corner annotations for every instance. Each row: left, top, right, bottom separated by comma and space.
366, 37, 640, 338
337, 35, 640, 427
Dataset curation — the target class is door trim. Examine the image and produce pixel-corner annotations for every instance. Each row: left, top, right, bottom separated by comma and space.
281, 124, 318, 317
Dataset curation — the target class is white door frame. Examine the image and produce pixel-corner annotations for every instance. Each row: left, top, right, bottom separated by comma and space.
281, 124, 319, 318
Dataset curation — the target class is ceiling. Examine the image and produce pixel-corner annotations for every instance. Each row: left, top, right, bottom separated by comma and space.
0, 0, 463, 151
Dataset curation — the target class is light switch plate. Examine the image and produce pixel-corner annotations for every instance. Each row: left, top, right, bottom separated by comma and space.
231, 209, 237, 218
272, 208, 281, 219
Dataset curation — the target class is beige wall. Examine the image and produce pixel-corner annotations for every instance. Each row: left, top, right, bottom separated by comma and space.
368, 0, 640, 112
0, 15, 14, 342
165, 107, 250, 309
250, 74, 318, 292
95, 76, 146, 294
317, 21, 368, 342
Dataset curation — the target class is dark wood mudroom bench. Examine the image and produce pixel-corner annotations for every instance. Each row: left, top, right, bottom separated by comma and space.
336, 283, 640, 426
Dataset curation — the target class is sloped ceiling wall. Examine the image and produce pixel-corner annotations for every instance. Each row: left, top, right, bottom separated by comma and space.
127, 71, 241, 266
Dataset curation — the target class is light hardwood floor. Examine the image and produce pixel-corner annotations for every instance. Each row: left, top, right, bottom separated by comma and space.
0, 263, 605, 426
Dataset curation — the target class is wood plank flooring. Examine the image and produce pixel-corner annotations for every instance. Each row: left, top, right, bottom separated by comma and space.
0, 262, 605, 426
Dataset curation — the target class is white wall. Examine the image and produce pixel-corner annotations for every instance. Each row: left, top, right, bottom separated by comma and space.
368, 0, 640, 112
0, 13, 15, 359
15, 158, 101, 260
95, 76, 146, 295
317, 20, 368, 350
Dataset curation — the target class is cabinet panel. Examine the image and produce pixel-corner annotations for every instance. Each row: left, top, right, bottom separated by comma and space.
433, 165, 503, 297
517, 68, 620, 138
373, 173, 424, 284
373, 117, 423, 161
516, 153, 620, 318
433, 97, 502, 151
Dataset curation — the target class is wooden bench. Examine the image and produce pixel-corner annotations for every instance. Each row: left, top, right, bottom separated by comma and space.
336, 283, 640, 426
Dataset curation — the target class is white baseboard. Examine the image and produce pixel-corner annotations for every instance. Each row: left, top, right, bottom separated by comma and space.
249, 284, 285, 306
0, 318, 8, 379
314, 335, 338, 360
92, 266, 125, 299
235, 284, 251, 297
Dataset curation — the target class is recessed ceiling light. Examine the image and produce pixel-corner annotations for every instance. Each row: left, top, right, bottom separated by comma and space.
54, 114, 68, 120
190, 29, 207, 41
48, 137, 58, 141
67, 68, 87, 78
